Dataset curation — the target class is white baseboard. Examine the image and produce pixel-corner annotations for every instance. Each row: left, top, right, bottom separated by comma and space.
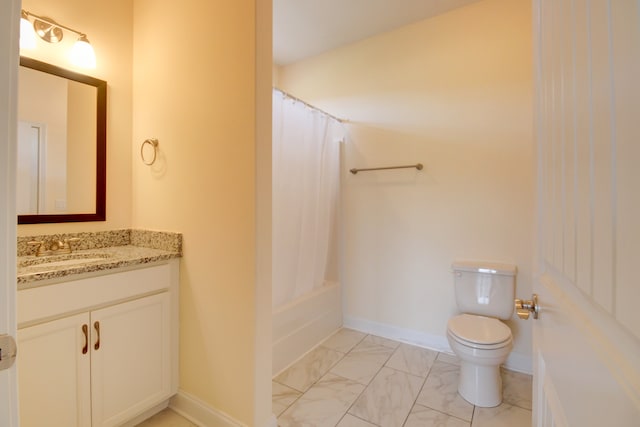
119, 400, 169, 427
170, 391, 278, 427
343, 315, 451, 352
170, 391, 245, 427
343, 315, 532, 374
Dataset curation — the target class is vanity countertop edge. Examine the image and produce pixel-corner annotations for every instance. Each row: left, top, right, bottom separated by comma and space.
17, 229, 182, 290
18, 245, 181, 290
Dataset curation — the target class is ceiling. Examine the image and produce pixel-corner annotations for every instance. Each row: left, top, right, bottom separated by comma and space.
273, 0, 484, 65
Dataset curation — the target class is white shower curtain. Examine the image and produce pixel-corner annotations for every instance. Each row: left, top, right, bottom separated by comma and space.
272, 89, 344, 308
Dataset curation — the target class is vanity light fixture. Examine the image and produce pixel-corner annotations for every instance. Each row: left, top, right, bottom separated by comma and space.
20, 10, 97, 69
19, 11, 36, 49
69, 35, 97, 69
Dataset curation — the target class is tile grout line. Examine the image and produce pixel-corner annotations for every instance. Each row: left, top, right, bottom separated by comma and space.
399, 355, 434, 427
276, 330, 369, 423
470, 404, 477, 425
342, 338, 440, 427
274, 345, 348, 421
278, 330, 373, 426
410, 403, 474, 426
338, 334, 400, 425
274, 330, 532, 426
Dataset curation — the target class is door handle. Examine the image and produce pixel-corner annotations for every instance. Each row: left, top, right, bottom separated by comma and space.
515, 294, 539, 320
0, 334, 17, 371
94, 321, 100, 350
82, 324, 89, 354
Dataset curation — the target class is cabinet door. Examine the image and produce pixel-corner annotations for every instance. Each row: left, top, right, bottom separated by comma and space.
90, 293, 171, 427
18, 313, 92, 427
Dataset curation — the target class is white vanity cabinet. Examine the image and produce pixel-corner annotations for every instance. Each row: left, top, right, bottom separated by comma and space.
18, 312, 92, 426
17, 260, 179, 427
91, 293, 171, 427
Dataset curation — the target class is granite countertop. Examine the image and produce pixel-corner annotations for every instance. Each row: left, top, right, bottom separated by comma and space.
17, 229, 182, 290
17, 245, 181, 289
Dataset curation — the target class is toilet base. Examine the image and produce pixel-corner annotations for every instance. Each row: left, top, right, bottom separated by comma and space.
458, 361, 503, 407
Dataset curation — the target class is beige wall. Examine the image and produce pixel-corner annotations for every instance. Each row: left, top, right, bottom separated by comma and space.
278, 0, 534, 369
66, 80, 97, 213
132, 0, 271, 424
18, 0, 132, 234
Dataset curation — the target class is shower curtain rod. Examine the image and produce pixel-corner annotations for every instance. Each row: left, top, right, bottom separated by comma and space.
274, 87, 345, 123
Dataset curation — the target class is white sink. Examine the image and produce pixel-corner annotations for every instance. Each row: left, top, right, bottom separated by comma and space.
19, 253, 113, 269
34, 257, 108, 268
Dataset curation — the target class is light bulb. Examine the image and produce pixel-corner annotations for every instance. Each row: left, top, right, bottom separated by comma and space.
20, 12, 36, 49
70, 35, 96, 69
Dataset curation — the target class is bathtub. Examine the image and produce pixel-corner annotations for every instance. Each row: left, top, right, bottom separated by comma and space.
272, 281, 342, 376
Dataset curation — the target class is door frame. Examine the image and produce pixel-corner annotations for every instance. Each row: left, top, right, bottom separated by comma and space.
0, 0, 20, 426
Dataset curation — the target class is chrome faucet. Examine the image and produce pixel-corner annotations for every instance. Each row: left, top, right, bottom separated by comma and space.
28, 238, 81, 257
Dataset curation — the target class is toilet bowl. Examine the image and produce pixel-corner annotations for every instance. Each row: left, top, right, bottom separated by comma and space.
448, 261, 517, 407
447, 313, 513, 407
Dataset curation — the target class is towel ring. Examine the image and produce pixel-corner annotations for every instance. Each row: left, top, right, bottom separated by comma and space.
140, 138, 159, 165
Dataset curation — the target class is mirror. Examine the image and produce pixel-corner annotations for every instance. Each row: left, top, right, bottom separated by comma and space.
17, 56, 106, 224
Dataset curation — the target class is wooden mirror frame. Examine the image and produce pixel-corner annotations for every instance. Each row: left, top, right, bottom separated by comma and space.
18, 56, 106, 224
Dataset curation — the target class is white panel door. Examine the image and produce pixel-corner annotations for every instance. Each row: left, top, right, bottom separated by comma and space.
534, 0, 640, 425
0, 1, 20, 426
90, 293, 171, 427
18, 313, 92, 427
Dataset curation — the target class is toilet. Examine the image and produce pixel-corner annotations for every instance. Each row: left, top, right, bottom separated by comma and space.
446, 261, 516, 407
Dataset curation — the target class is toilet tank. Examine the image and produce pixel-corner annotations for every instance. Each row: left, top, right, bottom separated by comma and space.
452, 261, 517, 320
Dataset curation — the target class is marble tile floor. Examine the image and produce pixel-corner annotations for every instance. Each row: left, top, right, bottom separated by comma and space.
137, 328, 532, 427
274, 328, 532, 427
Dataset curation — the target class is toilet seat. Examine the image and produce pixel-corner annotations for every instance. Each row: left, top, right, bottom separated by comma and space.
447, 314, 512, 349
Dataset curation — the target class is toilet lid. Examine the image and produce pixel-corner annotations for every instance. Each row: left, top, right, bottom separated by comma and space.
447, 314, 512, 345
